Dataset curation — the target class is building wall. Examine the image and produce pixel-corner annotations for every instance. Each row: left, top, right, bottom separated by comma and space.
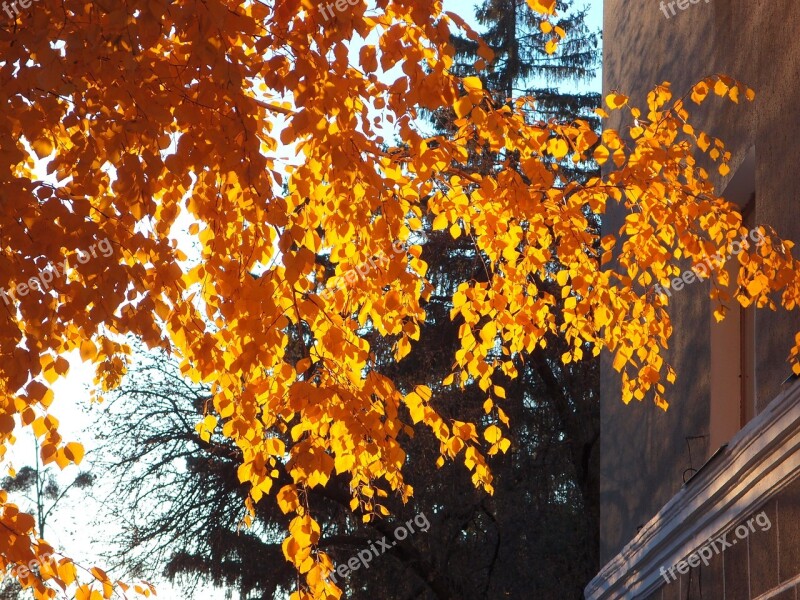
643, 476, 800, 600
601, 0, 800, 566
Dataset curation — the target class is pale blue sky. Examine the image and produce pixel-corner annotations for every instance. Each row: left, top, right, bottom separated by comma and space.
443, 0, 603, 92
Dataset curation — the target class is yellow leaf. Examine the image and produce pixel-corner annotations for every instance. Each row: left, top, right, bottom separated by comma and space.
385, 290, 402, 311
484, 425, 502, 444
593, 145, 609, 165
497, 407, 509, 426
714, 306, 726, 322
691, 81, 709, 104
548, 138, 569, 159
277, 485, 300, 514
595, 305, 612, 327
746, 279, 763, 297
605, 93, 628, 110
432, 213, 448, 230
64, 442, 84, 465
80, 340, 97, 362
462, 76, 483, 91
334, 453, 355, 474
266, 437, 285, 455
57, 561, 77, 586
76, 586, 93, 600
54, 356, 70, 376
453, 96, 473, 118
525, 0, 556, 15
289, 515, 320, 548
32, 138, 54, 159
479, 321, 497, 345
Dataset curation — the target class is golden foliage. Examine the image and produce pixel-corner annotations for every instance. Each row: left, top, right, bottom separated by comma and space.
0, 1, 793, 598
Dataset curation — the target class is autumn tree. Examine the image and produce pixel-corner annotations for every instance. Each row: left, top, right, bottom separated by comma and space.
98, 317, 597, 598
0, 454, 94, 599
2, 443, 94, 541
96, 351, 447, 599
420, 0, 603, 586
0, 0, 797, 598
97, 5, 604, 593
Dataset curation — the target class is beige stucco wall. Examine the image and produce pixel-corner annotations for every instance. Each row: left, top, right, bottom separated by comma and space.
601, 0, 800, 565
